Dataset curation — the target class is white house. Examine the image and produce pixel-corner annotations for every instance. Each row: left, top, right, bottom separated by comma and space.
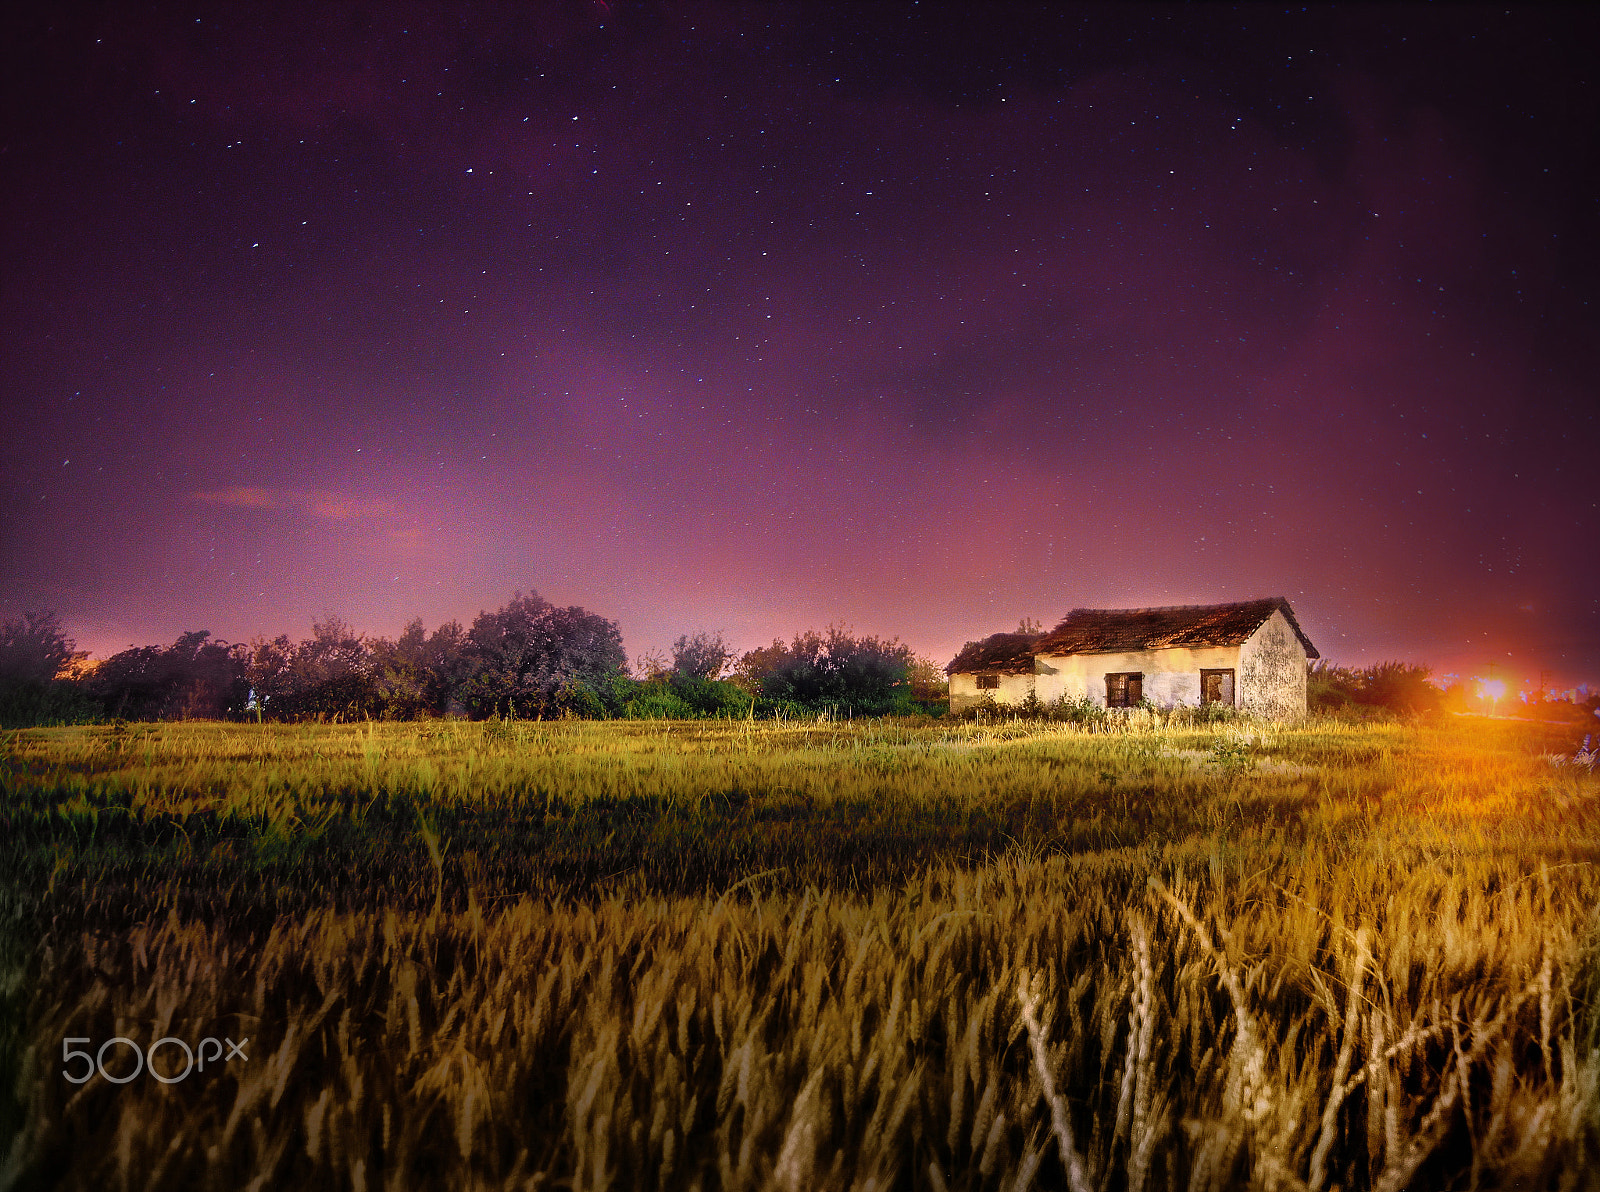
946, 598, 1319, 719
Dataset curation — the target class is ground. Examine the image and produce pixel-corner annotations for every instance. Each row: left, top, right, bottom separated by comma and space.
2, 714, 1598, 1189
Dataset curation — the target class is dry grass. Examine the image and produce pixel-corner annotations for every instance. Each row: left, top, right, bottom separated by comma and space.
2, 715, 1599, 1189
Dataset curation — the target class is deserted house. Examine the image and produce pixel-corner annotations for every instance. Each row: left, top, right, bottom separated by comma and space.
946, 597, 1319, 719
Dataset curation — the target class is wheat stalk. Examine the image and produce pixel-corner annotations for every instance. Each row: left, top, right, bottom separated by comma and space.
1308, 925, 1369, 1190
1017, 969, 1093, 1192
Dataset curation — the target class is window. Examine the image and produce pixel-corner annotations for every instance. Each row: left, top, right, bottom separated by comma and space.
1105, 672, 1143, 708
1200, 669, 1235, 707
976, 674, 999, 690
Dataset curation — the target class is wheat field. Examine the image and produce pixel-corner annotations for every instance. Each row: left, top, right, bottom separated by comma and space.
2, 715, 1598, 1189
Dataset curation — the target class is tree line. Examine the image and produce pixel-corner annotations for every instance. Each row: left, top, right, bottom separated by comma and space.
0, 595, 949, 727
1308, 659, 1599, 722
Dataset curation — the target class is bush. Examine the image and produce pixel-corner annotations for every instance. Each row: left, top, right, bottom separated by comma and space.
735, 626, 915, 715
1310, 660, 1442, 716
1042, 695, 1109, 726
552, 680, 609, 720
91, 630, 249, 720
623, 685, 698, 719
1177, 700, 1239, 726
670, 674, 752, 717
0, 678, 101, 728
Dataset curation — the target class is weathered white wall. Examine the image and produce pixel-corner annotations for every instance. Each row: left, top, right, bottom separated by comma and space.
1237, 609, 1309, 719
1033, 646, 1243, 708
950, 609, 1313, 717
948, 670, 1036, 713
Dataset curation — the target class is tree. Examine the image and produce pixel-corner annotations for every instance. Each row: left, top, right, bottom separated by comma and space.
291, 617, 369, 688
0, 610, 79, 684
735, 625, 915, 713
907, 655, 950, 705
370, 618, 471, 717
460, 591, 628, 718
235, 618, 379, 721
670, 631, 731, 680
658, 630, 748, 716
281, 617, 377, 719
243, 634, 297, 714
632, 649, 671, 682
0, 610, 95, 726
91, 630, 247, 720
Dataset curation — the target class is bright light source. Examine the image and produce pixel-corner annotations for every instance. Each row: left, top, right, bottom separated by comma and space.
1479, 678, 1506, 704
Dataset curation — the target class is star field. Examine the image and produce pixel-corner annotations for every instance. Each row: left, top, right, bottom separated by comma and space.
2, 2, 1596, 687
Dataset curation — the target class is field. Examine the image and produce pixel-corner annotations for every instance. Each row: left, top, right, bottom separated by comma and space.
2, 714, 1599, 1191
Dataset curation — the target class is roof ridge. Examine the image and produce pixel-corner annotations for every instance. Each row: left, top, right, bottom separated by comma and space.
1060, 597, 1284, 617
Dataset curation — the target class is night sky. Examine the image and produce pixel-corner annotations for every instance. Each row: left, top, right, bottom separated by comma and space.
3, 3, 1598, 690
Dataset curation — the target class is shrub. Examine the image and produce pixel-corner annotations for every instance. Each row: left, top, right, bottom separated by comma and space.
1049, 694, 1109, 726
735, 625, 914, 714
91, 630, 250, 720
1309, 659, 1442, 716
670, 674, 752, 717
0, 678, 101, 728
623, 685, 698, 719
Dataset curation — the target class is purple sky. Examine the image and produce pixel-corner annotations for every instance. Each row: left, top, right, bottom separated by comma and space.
3, 3, 1597, 689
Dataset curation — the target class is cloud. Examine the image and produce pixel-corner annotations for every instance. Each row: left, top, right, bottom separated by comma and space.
192, 487, 395, 521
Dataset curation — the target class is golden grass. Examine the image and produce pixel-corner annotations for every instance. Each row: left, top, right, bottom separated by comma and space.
2, 715, 1598, 1189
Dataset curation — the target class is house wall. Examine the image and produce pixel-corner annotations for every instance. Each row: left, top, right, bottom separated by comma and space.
1237, 609, 1309, 719
950, 607, 1313, 717
1033, 646, 1243, 709
948, 670, 1036, 713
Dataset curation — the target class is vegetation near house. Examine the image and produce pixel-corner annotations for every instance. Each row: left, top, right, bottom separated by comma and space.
0, 597, 950, 727
1308, 659, 1444, 715
732, 625, 920, 715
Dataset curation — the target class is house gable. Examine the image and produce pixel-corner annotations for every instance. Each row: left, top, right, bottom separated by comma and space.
1237, 608, 1310, 719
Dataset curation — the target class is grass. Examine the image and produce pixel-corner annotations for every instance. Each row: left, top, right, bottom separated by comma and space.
2, 714, 1599, 1189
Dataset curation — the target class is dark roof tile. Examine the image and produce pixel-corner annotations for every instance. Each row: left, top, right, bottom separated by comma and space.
946, 598, 1318, 673
944, 632, 1042, 675
1035, 597, 1318, 658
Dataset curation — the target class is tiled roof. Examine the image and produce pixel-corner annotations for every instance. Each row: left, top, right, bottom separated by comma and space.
1034, 597, 1319, 658
944, 632, 1043, 676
